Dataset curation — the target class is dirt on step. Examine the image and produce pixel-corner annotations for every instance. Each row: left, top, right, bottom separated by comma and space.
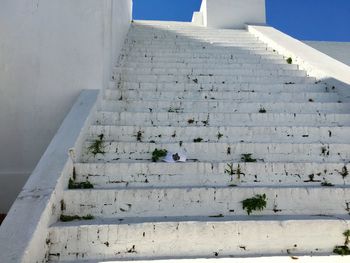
0, 214, 6, 225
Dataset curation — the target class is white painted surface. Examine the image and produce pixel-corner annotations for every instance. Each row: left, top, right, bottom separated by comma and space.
0, 0, 132, 213
194, 0, 266, 29
304, 41, 350, 67
46, 22, 350, 262
191, 12, 203, 26
98, 257, 350, 263
247, 25, 350, 86
0, 90, 99, 263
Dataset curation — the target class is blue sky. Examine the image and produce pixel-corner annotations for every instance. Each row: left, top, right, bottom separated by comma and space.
133, 0, 350, 41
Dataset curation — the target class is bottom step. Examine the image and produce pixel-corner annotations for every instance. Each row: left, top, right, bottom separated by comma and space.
56, 256, 350, 263
48, 215, 350, 261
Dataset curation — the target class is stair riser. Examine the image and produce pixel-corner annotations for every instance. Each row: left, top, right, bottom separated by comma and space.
112, 82, 328, 93
124, 49, 283, 59
101, 101, 348, 114
81, 142, 350, 163
124, 47, 273, 54
114, 75, 315, 84
123, 56, 286, 65
113, 68, 306, 77
124, 57, 287, 64
127, 36, 259, 41
96, 112, 350, 127
121, 62, 299, 70
62, 187, 350, 217
105, 90, 338, 103
75, 163, 350, 188
88, 126, 350, 144
48, 219, 349, 261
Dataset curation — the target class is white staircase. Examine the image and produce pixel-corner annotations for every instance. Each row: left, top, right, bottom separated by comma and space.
47, 21, 350, 262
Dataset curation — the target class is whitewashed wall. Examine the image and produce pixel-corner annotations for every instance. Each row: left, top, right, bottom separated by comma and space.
0, 0, 132, 213
193, 0, 266, 29
304, 41, 350, 67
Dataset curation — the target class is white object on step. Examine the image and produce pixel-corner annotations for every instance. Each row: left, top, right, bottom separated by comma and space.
163, 152, 187, 163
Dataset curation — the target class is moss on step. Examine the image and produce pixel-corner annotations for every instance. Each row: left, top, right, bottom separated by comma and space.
242, 194, 267, 215
152, 148, 167, 162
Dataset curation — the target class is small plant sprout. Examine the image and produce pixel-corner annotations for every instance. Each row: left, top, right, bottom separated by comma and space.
217, 132, 224, 140
333, 230, 350, 256
337, 166, 349, 179
87, 134, 105, 156
135, 130, 143, 142
259, 107, 267, 113
242, 194, 267, 215
241, 154, 257, 163
225, 164, 245, 180
320, 146, 329, 156
286, 57, 293, 64
152, 148, 167, 162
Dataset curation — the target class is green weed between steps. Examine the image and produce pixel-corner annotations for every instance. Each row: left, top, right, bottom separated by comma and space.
241, 153, 257, 163
60, 214, 94, 222
87, 134, 105, 156
286, 57, 293, 64
333, 230, 350, 256
242, 194, 267, 215
152, 148, 167, 162
225, 163, 244, 180
68, 178, 94, 189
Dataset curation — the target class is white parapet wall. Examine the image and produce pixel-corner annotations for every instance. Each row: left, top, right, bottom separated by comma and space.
247, 25, 350, 99
0, 0, 132, 213
0, 90, 99, 263
193, 0, 266, 29
303, 41, 350, 67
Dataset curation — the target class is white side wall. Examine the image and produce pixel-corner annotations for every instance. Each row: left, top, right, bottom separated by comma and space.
0, 0, 132, 213
205, 0, 265, 29
0, 90, 99, 263
303, 41, 350, 67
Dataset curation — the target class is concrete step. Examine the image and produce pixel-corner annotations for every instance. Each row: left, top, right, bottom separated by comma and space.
114, 75, 316, 85
48, 215, 350, 261
126, 36, 260, 44
74, 162, 350, 188
128, 28, 252, 36
81, 141, 350, 163
124, 45, 273, 53
126, 34, 258, 41
100, 101, 349, 114
123, 50, 282, 60
125, 42, 268, 50
114, 67, 307, 77
88, 126, 350, 144
95, 112, 350, 127
121, 61, 300, 70
111, 82, 329, 93
123, 56, 288, 64
104, 90, 338, 102
62, 186, 350, 218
